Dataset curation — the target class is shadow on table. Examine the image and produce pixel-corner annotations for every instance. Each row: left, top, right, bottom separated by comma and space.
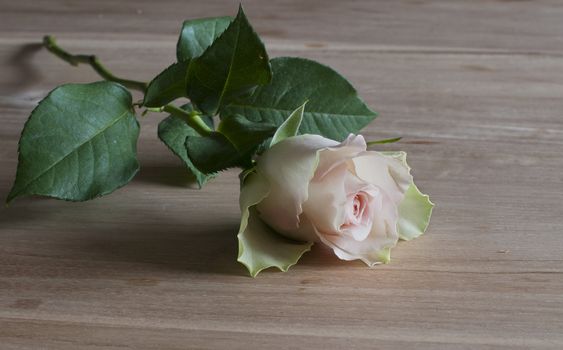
79, 220, 349, 278
0, 166, 348, 279
134, 165, 202, 189
81, 222, 246, 276
4, 42, 44, 93
1, 201, 348, 279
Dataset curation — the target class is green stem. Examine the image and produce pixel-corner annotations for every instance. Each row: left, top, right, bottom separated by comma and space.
43, 35, 212, 137
161, 105, 213, 136
43, 35, 148, 93
366, 137, 402, 146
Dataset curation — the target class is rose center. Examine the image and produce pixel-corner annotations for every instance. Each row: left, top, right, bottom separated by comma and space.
353, 196, 361, 217
346, 192, 369, 226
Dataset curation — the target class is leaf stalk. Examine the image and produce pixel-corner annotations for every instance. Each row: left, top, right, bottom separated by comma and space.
161, 105, 213, 136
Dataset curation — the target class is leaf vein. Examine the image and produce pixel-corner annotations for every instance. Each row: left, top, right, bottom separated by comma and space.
13, 109, 130, 197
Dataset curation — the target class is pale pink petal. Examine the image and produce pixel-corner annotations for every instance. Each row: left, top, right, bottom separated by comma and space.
301, 164, 349, 238
256, 134, 338, 235
341, 190, 378, 241
314, 134, 367, 180
352, 151, 412, 205
302, 162, 377, 240
339, 172, 380, 241
316, 187, 400, 266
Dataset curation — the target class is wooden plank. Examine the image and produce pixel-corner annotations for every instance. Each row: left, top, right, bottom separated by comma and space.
1, 0, 563, 53
1, 1, 562, 349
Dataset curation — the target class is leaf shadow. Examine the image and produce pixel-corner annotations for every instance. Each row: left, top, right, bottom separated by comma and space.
0, 192, 62, 225
1, 194, 245, 277
134, 165, 201, 188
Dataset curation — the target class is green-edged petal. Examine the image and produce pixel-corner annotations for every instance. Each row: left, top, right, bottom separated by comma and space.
377, 247, 391, 264
382, 151, 434, 241
238, 172, 313, 277
398, 182, 434, 241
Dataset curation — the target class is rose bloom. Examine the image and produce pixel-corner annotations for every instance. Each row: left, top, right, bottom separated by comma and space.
238, 134, 432, 275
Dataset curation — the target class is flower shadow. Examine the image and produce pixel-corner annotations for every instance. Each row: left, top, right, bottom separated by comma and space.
76, 219, 246, 276
299, 243, 364, 268
1, 200, 246, 278
134, 165, 201, 189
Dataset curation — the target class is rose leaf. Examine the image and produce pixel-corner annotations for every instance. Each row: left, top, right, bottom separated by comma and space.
185, 114, 276, 175
144, 7, 270, 112
143, 60, 191, 107
186, 5, 272, 115
7, 81, 139, 203
176, 16, 233, 61
222, 57, 377, 141
185, 131, 250, 174
158, 103, 215, 188
217, 114, 277, 153
145, 15, 232, 107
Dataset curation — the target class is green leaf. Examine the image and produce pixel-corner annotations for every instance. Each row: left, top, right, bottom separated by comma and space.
186, 5, 272, 115
218, 114, 276, 153
158, 104, 215, 188
186, 114, 275, 173
185, 131, 249, 174
223, 57, 377, 141
270, 101, 306, 146
145, 16, 232, 107
7, 81, 139, 203
382, 151, 434, 240
176, 16, 232, 61
143, 60, 190, 107
238, 172, 313, 277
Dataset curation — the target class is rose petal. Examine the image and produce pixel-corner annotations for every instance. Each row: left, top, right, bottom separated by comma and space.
302, 164, 349, 237
316, 187, 399, 266
303, 163, 378, 240
352, 151, 412, 205
237, 172, 313, 277
381, 151, 434, 241
341, 190, 378, 242
256, 134, 338, 234
314, 134, 366, 179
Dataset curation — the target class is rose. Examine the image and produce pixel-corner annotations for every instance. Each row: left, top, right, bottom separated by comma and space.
237, 134, 433, 277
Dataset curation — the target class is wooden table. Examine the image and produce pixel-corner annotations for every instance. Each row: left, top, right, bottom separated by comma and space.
1, 1, 562, 349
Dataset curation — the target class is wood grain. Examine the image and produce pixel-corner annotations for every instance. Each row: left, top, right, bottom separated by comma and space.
1, 0, 562, 349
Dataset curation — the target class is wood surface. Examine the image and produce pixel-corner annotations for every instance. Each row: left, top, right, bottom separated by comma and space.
1, 0, 562, 349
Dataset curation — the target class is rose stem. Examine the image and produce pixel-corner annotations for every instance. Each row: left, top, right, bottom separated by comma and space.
145, 105, 212, 136
43, 35, 148, 93
42, 35, 213, 137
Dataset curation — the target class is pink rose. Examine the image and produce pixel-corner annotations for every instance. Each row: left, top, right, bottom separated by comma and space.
238, 134, 433, 276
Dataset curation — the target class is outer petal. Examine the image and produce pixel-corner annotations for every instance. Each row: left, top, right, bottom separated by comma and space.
255, 134, 338, 234
382, 151, 434, 240
314, 134, 367, 179
302, 164, 349, 238
238, 172, 313, 277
